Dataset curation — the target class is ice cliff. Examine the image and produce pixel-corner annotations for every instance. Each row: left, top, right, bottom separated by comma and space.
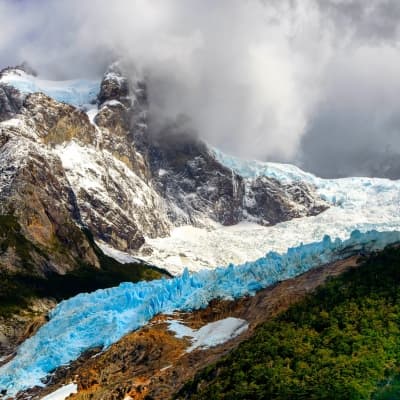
0, 68, 99, 108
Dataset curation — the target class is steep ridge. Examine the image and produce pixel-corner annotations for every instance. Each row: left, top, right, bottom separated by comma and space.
147, 121, 325, 229
0, 229, 399, 397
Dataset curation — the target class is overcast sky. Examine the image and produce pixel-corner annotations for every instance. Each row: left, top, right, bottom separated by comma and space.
1, 0, 400, 178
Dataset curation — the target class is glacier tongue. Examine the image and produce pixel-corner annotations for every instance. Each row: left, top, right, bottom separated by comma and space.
1, 229, 400, 396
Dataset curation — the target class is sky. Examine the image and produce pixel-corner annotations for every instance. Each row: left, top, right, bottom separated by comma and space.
1, 0, 400, 178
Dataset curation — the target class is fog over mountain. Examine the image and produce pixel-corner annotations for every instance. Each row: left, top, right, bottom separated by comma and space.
1, 0, 400, 178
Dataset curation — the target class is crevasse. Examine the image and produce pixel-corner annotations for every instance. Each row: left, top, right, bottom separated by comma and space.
1, 229, 400, 396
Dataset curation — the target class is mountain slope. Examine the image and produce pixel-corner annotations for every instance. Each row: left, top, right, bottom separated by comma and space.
38, 255, 362, 400
1, 229, 399, 397
143, 150, 400, 273
0, 215, 170, 358
2, 63, 400, 276
176, 245, 400, 400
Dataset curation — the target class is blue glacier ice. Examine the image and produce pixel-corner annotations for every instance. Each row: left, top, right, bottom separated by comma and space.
1, 230, 400, 396
0, 70, 99, 108
212, 147, 317, 183
213, 147, 400, 207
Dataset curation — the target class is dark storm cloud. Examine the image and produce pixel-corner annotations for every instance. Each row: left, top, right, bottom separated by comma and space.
1, 0, 400, 178
297, 1, 400, 178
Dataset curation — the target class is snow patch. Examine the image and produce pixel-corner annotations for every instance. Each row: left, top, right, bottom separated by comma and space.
101, 99, 124, 108
97, 241, 142, 264
53, 140, 169, 240
40, 383, 77, 400
85, 105, 99, 124
158, 168, 168, 177
168, 317, 248, 352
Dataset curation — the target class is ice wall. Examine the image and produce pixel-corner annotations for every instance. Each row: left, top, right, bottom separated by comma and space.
0, 70, 99, 108
1, 230, 399, 396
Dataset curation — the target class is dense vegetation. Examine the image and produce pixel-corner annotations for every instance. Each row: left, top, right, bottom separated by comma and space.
0, 215, 170, 317
176, 247, 400, 400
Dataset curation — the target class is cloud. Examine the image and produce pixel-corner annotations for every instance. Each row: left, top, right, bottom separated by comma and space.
1, 0, 400, 177
300, 44, 400, 178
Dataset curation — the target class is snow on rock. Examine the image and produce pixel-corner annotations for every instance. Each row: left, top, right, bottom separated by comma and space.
1, 229, 399, 396
53, 140, 170, 247
0, 68, 99, 108
168, 317, 248, 352
97, 241, 143, 264
140, 150, 400, 273
40, 383, 78, 400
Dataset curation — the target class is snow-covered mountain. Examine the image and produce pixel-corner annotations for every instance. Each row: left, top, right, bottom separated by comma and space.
2, 63, 400, 277
0, 63, 327, 276
2, 62, 400, 277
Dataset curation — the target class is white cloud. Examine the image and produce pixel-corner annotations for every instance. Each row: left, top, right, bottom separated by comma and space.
1, 0, 400, 176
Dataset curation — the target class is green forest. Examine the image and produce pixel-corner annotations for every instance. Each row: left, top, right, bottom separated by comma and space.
176, 246, 400, 400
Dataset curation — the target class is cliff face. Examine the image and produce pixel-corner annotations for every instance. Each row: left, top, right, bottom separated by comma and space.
0, 66, 174, 352
0, 98, 99, 274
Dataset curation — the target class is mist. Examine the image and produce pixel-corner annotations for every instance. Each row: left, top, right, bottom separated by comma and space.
1, 0, 400, 178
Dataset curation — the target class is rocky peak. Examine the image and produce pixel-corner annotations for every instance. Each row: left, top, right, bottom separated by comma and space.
0, 66, 29, 122
147, 117, 326, 228
98, 63, 130, 107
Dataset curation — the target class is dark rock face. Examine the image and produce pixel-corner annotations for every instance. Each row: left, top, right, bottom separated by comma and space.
98, 64, 130, 107
243, 177, 327, 225
0, 139, 99, 275
148, 123, 326, 227
0, 84, 25, 122
149, 128, 245, 226
0, 91, 100, 275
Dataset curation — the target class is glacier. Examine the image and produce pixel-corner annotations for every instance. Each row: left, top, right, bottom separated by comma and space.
0, 69, 99, 108
142, 150, 400, 273
1, 229, 400, 396
212, 148, 317, 184
213, 147, 400, 205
